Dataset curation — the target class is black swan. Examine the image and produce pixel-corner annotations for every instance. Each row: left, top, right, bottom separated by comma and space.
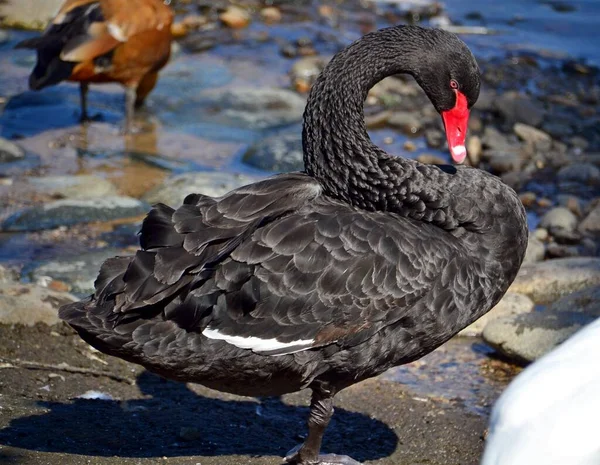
59, 25, 528, 465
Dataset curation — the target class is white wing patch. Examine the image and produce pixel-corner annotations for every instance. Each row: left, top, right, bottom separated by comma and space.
107, 22, 127, 42
202, 327, 314, 355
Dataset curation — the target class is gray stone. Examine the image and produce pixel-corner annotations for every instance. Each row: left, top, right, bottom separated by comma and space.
27, 175, 118, 199
539, 207, 578, 239
195, 88, 306, 130
466, 136, 482, 166
488, 152, 521, 174
459, 292, 534, 337
541, 119, 574, 139
143, 172, 262, 207
1, 196, 148, 232
557, 163, 600, 186
523, 235, 545, 264
27, 249, 123, 296
481, 127, 517, 153
513, 123, 552, 152
0, 283, 77, 326
0, 0, 63, 29
483, 286, 600, 363
243, 132, 303, 172
508, 257, 600, 304
387, 112, 422, 135
0, 137, 25, 163
424, 129, 444, 148
495, 92, 544, 127
578, 204, 600, 237
290, 56, 328, 90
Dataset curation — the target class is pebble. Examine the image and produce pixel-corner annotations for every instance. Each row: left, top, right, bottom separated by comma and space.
424, 129, 444, 148
488, 152, 522, 174
508, 257, 600, 304
243, 132, 304, 172
513, 123, 552, 152
290, 56, 328, 93
0, 265, 19, 284
495, 91, 544, 127
459, 292, 534, 337
0, 30, 9, 44
220, 6, 251, 29
466, 136, 482, 165
0, 137, 25, 163
0, 283, 76, 326
539, 207, 578, 240
557, 194, 583, 217
519, 192, 536, 208
143, 172, 261, 208
483, 285, 600, 363
523, 235, 545, 264
27, 249, 124, 296
260, 7, 282, 23
1, 196, 148, 232
578, 204, 600, 237
196, 88, 306, 130
481, 127, 518, 153
546, 242, 581, 258
26, 175, 118, 199
387, 112, 421, 134
557, 163, 600, 186
416, 154, 446, 165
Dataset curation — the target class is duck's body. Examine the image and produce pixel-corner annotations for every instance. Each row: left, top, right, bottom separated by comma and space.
16, 0, 173, 131
481, 317, 600, 465
60, 25, 528, 464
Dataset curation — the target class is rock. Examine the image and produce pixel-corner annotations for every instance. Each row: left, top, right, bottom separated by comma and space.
539, 207, 578, 240
424, 129, 444, 148
260, 7, 282, 23
0, 283, 76, 326
488, 152, 521, 174
26, 175, 118, 199
196, 88, 306, 130
243, 132, 303, 172
466, 136, 481, 165
483, 286, 600, 363
0, 137, 25, 163
0, 265, 19, 284
557, 163, 600, 186
0, 29, 9, 45
541, 119, 574, 139
508, 257, 600, 304
513, 123, 552, 152
1, 196, 148, 232
387, 112, 421, 135
481, 127, 517, 152
578, 204, 600, 237
220, 6, 251, 29
533, 228, 549, 241
523, 235, 545, 264
495, 92, 544, 127
27, 249, 123, 296
416, 154, 446, 165
459, 293, 534, 337
290, 56, 328, 93
519, 192, 536, 208
0, 0, 63, 29
546, 242, 580, 258
143, 172, 261, 207
557, 194, 583, 217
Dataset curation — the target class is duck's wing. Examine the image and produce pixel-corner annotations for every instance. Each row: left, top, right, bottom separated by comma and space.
15, 0, 172, 89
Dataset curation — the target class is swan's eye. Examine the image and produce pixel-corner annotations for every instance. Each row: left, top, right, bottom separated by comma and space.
450, 79, 459, 90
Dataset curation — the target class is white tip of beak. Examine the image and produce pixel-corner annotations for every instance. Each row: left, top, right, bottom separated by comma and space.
451, 145, 467, 164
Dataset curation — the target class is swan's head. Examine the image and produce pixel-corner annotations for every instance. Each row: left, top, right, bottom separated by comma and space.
410, 28, 481, 164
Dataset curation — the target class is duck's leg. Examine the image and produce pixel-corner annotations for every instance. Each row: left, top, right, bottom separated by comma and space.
124, 84, 137, 134
285, 386, 361, 465
79, 82, 90, 122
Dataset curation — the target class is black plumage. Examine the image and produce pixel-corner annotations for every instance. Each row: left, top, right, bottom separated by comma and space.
60, 25, 528, 465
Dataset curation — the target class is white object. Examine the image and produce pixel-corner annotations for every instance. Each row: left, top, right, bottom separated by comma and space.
481, 317, 600, 465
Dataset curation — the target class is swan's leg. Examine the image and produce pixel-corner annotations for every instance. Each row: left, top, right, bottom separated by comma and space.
285, 387, 362, 465
79, 83, 89, 122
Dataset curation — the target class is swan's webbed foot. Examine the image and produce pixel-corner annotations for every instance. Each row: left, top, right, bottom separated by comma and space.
285, 446, 361, 465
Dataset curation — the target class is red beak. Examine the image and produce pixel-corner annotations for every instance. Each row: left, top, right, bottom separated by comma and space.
441, 91, 469, 164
